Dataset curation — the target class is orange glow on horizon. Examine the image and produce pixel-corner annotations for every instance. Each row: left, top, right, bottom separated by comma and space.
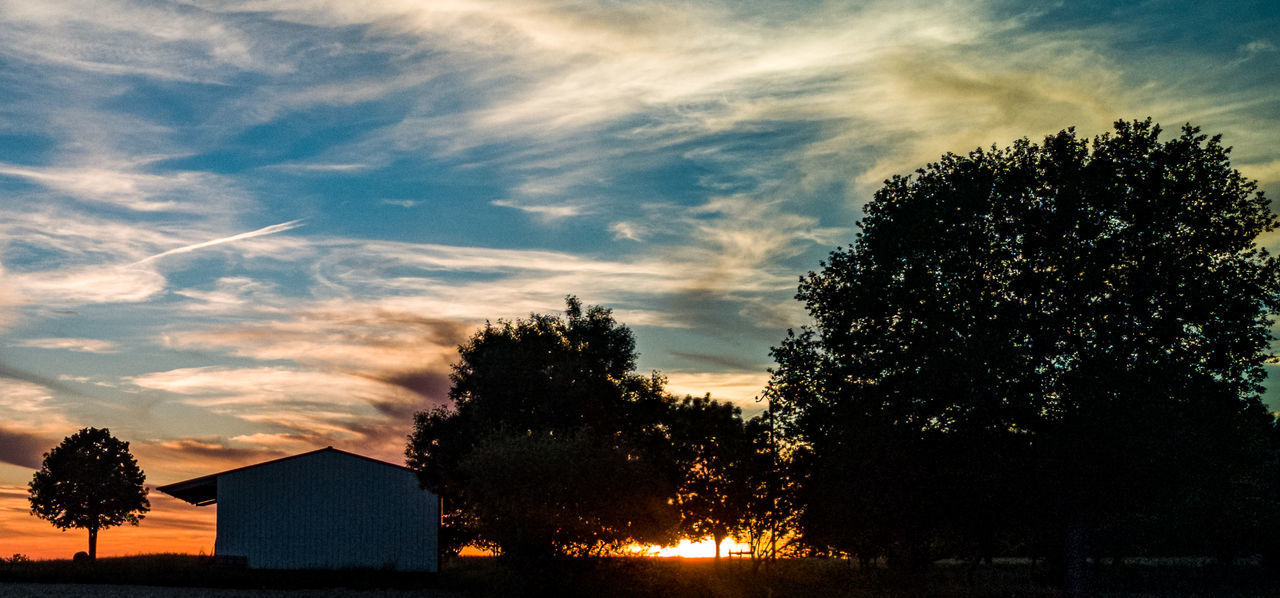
649, 538, 751, 558
0, 487, 216, 560
460, 539, 753, 559
4, 479, 747, 562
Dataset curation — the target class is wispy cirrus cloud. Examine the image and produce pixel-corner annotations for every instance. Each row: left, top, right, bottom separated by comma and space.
0, 210, 306, 318
127, 365, 430, 461
171, 277, 288, 315
134, 437, 288, 481
12, 264, 166, 306
0, 379, 79, 468
254, 0, 1280, 205
16, 337, 120, 353
0, 164, 242, 213
664, 371, 771, 413
162, 310, 466, 391
0, 0, 277, 81
0, 0, 1274, 561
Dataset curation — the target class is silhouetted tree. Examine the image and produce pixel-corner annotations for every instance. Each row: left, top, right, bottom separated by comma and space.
768, 120, 1280, 592
407, 297, 680, 558
459, 429, 677, 558
669, 394, 750, 560
28, 428, 149, 560
740, 410, 802, 568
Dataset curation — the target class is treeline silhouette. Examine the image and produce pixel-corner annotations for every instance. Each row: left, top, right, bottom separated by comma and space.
409, 120, 1280, 593
406, 297, 782, 561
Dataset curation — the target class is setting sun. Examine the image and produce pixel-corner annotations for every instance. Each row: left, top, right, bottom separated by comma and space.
650, 539, 752, 559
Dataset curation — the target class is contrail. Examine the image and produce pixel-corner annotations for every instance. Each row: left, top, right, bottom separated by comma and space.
135, 219, 305, 265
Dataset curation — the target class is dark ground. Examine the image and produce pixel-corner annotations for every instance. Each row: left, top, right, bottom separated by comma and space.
1, 554, 1277, 597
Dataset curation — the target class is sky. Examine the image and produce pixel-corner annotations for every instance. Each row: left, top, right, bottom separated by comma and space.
1, 0, 1279, 559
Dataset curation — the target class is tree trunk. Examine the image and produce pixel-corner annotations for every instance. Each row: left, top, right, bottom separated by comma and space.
714, 531, 725, 561
88, 526, 98, 561
1064, 517, 1087, 598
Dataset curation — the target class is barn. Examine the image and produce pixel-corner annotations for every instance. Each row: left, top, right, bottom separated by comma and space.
158, 447, 438, 572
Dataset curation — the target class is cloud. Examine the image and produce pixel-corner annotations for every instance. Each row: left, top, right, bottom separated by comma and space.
145, 232, 812, 425
1238, 39, 1275, 61
668, 351, 762, 372
0, 208, 314, 320
149, 438, 285, 464
172, 277, 288, 315
0, 365, 98, 403
1241, 158, 1280, 188
134, 438, 288, 481
0, 163, 243, 213
0, 378, 79, 468
15, 338, 120, 354
0, 0, 1275, 506
251, 0, 1279, 217
0, 264, 24, 330
163, 309, 468, 384
610, 222, 644, 242
11, 264, 166, 306
491, 198, 591, 220
270, 162, 373, 173
381, 199, 419, 208
0, 0, 276, 81
0, 425, 55, 469
127, 365, 433, 460
0, 209, 187, 264
664, 371, 771, 413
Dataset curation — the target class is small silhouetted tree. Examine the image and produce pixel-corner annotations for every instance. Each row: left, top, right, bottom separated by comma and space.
768, 120, 1280, 592
669, 394, 750, 560
29, 428, 150, 560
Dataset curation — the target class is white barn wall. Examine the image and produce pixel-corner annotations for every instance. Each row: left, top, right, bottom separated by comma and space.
214, 450, 438, 571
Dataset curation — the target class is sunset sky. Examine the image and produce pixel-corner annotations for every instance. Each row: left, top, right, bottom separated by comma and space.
1, 0, 1279, 558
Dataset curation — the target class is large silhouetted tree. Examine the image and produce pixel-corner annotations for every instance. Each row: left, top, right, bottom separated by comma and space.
28, 427, 150, 560
406, 297, 680, 558
768, 120, 1280, 592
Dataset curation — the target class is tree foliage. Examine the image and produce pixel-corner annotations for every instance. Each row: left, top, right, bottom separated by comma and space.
459, 429, 677, 558
739, 411, 802, 566
28, 427, 150, 560
768, 120, 1280, 574
407, 297, 681, 559
668, 394, 750, 559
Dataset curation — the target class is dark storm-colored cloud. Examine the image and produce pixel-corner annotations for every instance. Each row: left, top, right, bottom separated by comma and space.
0, 362, 97, 399
376, 370, 452, 404
0, 425, 54, 469
151, 439, 286, 465
669, 351, 763, 372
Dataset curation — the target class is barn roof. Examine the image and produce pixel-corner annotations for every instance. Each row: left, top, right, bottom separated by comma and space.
156, 446, 417, 506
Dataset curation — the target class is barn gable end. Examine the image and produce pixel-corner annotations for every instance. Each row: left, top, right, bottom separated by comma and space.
159, 447, 438, 572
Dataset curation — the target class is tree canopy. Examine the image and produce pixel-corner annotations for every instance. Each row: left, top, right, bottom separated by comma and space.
767, 120, 1280, 581
668, 394, 751, 559
406, 297, 681, 558
28, 427, 150, 560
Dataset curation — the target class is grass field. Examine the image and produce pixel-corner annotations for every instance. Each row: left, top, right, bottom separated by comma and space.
1, 554, 1276, 597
